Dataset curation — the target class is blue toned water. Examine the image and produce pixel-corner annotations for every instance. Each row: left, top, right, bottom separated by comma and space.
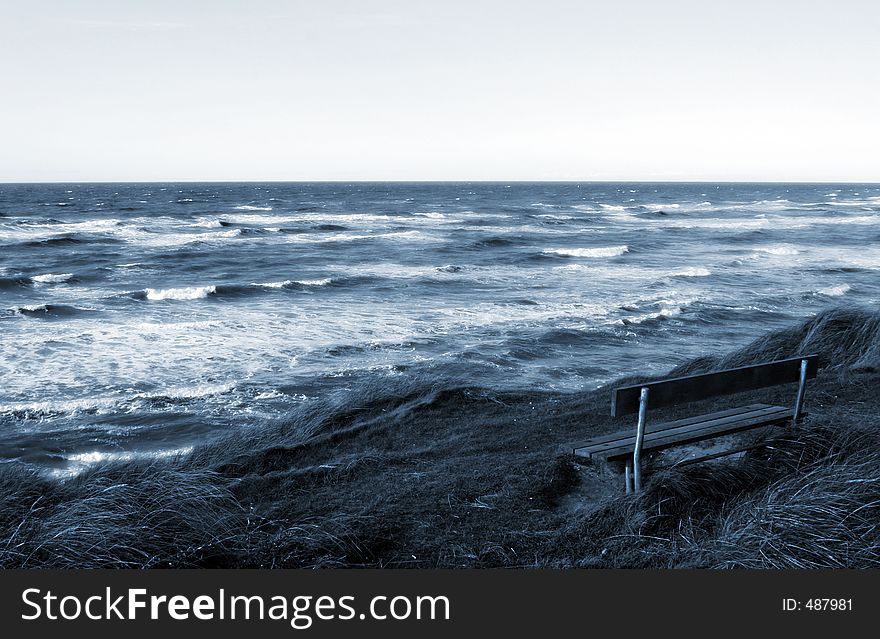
1, 182, 878, 472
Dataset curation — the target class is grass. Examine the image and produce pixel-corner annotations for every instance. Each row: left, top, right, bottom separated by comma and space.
1, 305, 879, 568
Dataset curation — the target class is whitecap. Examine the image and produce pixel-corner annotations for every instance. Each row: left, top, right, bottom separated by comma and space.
671, 267, 711, 277
289, 230, 426, 244
754, 246, 800, 256
191, 218, 223, 228
255, 390, 284, 401
14, 304, 50, 314
0, 395, 122, 417
32, 273, 73, 283
134, 382, 235, 400
621, 306, 684, 325
144, 285, 217, 301
543, 246, 629, 258
233, 205, 273, 211
817, 284, 851, 297
535, 214, 575, 220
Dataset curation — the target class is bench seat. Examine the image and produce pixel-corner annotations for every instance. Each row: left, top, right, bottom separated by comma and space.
573, 403, 793, 462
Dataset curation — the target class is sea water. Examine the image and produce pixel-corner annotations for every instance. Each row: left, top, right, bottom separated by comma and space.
1, 182, 878, 472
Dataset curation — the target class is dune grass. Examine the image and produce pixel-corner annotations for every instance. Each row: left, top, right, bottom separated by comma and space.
1, 305, 879, 568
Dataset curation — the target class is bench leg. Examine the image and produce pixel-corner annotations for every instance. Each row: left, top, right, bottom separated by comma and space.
633, 387, 649, 493
792, 358, 808, 427
625, 459, 633, 494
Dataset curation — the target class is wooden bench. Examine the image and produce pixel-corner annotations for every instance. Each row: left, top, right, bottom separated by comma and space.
573, 354, 819, 493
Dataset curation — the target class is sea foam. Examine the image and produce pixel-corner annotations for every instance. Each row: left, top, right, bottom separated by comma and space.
144, 285, 217, 301
817, 284, 851, 297
32, 273, 74, 283
671, 267, 711, 277
755, 246, 800, 256
543, 246, 629, 258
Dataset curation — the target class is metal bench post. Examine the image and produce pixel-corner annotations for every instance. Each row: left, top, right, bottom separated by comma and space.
633, 387, 649, 493
792, 358, 808, 426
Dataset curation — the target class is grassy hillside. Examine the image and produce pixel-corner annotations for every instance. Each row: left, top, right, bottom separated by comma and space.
2, 306, 879, 568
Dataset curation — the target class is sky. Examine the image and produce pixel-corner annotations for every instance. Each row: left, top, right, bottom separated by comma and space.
1, 0, 879, 182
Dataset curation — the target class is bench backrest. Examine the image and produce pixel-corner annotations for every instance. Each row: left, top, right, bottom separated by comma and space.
611, 354, 819, 417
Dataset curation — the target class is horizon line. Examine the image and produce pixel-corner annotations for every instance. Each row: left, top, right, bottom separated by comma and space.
3, 179, 880, 185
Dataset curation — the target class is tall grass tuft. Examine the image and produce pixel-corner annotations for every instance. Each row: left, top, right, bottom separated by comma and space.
1, 462, 249, 568
670, 306, 880, 375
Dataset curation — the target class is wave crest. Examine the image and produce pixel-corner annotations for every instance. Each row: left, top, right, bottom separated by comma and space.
32, 273, 74, 284
817, 284, 851, 297
543, 246, 629, 258
144, 285, 217, 301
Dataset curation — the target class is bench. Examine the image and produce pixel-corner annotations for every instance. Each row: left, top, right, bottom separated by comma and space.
572, 354, 819, 493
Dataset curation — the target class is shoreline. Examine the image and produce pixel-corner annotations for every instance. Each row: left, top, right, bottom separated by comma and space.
2, 305, 879, 568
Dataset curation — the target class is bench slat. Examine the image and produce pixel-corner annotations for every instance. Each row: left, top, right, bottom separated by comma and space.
611, 354, 818, 417
598, 408, 793, 461
570, 403, 772, 451
574, 405, 791, 459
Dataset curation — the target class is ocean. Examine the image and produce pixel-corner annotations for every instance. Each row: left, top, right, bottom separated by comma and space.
1, 182, 878, 475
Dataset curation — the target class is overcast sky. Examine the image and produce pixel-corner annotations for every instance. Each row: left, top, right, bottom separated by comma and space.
2, 0, 878, 182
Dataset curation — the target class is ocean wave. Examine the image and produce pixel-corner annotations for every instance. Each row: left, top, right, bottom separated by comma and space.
532, 327, 618, 347
127, 228, 243, 247
534, 213, 575, 220
473, 237, 522, 249
0, 219, 123, 243
619, 303, 685, 326
290, 230, 428, 244
21, 235, 118, 248
754, 245, 800, 256
252, 280, 293, 289
190, 219, 224, 228
0, 276, 30, 289
3, 221, 246, 249
641, 203, 681, 210
32, 273, 74, 284
135, 382, 235, 402
12, 304, 92, 318
543, 246, 629, 258
0, 383, 236, 420
0, 395, 122, 418
131, 276, 361, 302
670, 267, 711, 277
233, 205, 273, 211
613, 210, 880, 231
816, 284, 851, 297
252, 278, 332, 289
225, 212, 393, 225
144, 285, 217, 301
254, 390, 284, 401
